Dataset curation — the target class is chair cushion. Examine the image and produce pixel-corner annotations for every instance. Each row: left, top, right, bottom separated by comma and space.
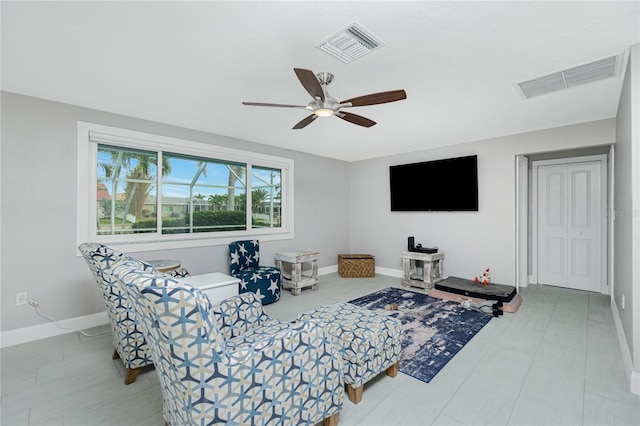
226, 319, 291, 350
210, 292, 270, 339
229, 239, 260, 275
236, 266, 281, 304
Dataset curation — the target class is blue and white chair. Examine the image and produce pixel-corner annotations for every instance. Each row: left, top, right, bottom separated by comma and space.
78, 242, 190, 384
229, 239, 281, 304
113, 259, 344, 425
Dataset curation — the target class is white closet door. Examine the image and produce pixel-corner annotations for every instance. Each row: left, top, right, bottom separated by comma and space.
537, 161, 601, 292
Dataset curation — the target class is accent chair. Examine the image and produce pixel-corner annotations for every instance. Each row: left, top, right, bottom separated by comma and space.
228, 239, 281, 304
113, 259, 344, 425
78, 242, 190, 384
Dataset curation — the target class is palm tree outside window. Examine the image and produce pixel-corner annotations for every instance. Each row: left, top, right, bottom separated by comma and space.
96, 145, 282, 236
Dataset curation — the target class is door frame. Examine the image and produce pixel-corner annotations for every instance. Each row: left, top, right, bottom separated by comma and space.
515, 155, 529, 291
531, 154, 608, 293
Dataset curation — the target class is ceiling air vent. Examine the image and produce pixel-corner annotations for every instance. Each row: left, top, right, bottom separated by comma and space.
517, 53, 624, 99
316, 22, 383, 64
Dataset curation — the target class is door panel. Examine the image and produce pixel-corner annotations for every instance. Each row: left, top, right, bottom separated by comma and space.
571, 171, 590, 227
570, 238, 591, 277
537, 161, 601, 292
545, 237, 565, 274
538, 168, 568, 285
567, 162, 601, 291
547, 172, 565, 226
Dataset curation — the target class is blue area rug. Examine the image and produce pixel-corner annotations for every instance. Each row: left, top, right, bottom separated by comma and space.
348, 286, 492, 383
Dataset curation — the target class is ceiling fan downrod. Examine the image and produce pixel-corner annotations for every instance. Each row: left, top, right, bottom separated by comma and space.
312, 72, 339, 116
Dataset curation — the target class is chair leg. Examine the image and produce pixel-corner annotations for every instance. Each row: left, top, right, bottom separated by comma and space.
112, 349, 120, 360
323, 412, 339, 426
346, 384, 363, 404
124, 367, 140, 385
386, 361, 399, 378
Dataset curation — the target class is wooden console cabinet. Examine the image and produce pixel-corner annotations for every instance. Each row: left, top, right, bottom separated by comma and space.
402, 251, 445, 289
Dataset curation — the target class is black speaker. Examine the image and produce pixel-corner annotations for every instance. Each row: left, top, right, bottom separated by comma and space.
408, 236, 415, 251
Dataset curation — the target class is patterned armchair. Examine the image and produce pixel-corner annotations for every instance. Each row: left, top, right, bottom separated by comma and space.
78, 242, 190, 384
229, 239, 281, 304
112, 259, 344, 426
168, 267, 190, 278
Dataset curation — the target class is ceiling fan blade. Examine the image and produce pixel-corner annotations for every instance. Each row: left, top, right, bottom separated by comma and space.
242, 102, 307, 109
292, 114, 318, 129
294, 68, 325, 101
336, 111, 377, 128
341, 90, 407, 107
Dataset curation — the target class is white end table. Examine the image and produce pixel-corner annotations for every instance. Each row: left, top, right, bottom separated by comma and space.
275, 251, 319, 296
182, 272, 240, 305
402, 251, 445, 289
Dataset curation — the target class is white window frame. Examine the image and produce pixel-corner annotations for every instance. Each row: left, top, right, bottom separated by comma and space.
76, 121, 294, 253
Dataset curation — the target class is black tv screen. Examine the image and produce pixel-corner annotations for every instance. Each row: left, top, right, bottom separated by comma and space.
390, 155, 478, 211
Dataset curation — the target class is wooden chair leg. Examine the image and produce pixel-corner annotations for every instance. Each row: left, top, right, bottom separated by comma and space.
112, 349, 120, 360
323, 412, 339, 426
386, 361, 399, 378
346, 384, 363, 404
124, 367, 140, 385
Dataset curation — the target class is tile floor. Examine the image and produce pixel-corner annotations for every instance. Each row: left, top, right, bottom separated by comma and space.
1, 273, 638, 425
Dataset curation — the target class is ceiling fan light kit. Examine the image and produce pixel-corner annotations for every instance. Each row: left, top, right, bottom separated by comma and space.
243, 68, 406, 129
314, 108, 335, 117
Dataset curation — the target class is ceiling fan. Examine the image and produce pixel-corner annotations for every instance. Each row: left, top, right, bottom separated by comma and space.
242, 68, 407, 129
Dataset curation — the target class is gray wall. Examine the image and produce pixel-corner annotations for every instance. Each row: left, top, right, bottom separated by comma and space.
349, 119, 616, 285
0, 91, 351, 331
3, 74, 637, 391
614, 43, 639, 372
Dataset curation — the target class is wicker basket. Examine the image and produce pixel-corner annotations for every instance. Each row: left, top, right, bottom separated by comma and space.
338, 254, 375, 278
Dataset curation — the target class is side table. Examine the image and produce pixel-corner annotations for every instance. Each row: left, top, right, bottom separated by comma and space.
148, 259, 181, 273
182, 272, 240, 305
275, 251, 320, 296
402, 251, 445, 289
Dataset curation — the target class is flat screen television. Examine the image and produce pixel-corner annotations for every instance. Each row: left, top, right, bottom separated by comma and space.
390, 155, 478, 211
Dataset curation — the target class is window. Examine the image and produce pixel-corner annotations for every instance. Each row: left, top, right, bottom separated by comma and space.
77, 122, 294, 252
97, 145, 158, 235
251, 166, 282, 229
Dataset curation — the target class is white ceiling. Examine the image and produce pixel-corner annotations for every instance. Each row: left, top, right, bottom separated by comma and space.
2, 1, 639, 162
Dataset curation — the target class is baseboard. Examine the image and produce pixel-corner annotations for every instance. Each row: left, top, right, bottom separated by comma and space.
319, 265, 402, 278
0, 311, 109, 349
1, 266, 404, 349
631, 371, 640, 396
375, 266, 402, 278
318, 265, 402, 278
611, 298, 640, 395
318, 265, 338, 275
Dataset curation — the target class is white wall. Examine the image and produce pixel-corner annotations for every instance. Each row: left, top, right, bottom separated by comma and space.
0, 92, 351, 333
349, 119, 616, 285
614, 42, 640, 393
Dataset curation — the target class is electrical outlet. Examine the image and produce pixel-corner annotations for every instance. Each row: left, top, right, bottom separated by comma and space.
16, 292, 28, 306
